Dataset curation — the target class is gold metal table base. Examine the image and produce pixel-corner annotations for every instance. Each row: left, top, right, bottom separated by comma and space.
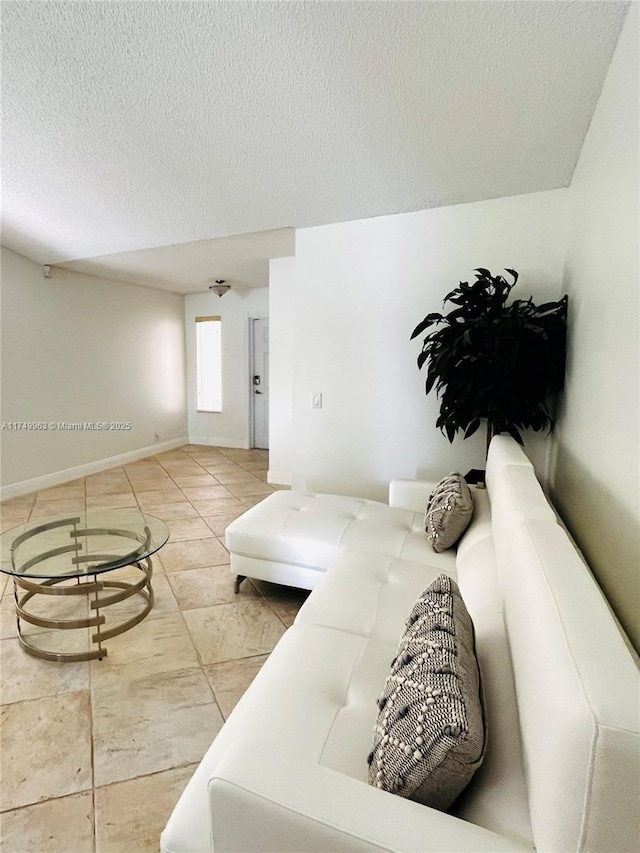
12, 558, 154, 662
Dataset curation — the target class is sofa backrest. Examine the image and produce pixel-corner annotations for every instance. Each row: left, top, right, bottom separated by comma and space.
487, 436, 640, 852
485, 438, 557, 592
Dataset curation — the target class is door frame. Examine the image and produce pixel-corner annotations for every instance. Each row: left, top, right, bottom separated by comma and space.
248, 315, 269, 449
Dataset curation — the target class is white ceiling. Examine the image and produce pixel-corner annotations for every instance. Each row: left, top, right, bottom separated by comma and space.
59, 228, 295, 294
0, 1, 629, 293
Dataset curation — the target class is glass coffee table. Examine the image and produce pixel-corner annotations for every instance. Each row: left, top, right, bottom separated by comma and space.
0, 508, 169, 662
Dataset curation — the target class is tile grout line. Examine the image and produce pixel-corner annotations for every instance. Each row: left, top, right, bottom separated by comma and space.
156, 449, 229, 727
174, 592, 227, 725
88, 629, 98, 853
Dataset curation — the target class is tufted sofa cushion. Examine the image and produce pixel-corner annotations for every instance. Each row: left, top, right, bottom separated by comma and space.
161, 622, 386, 853
293, 499, 532, 848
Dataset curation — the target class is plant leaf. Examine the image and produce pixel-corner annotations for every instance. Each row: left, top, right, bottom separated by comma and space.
464, 418, 481, 438
424, 371, 437, 395
507, 425, 524, 445
410, 314, 441, 340
417, 350, 429, 370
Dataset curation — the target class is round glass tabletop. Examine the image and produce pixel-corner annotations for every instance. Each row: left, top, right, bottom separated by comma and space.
0, 509, 170, 579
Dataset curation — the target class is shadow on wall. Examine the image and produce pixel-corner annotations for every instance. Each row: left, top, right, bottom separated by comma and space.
416, 429, 555, 491
551, 441, 640, 655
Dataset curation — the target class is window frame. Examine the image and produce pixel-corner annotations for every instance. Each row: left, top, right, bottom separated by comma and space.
195, 315, 223, 413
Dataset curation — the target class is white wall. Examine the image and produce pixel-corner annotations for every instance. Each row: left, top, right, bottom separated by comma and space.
185, 287, 269, 448
0, 247, 187, 494
268, 256, 296, 484
291, 189, 568, 500
552, 5, 639, 650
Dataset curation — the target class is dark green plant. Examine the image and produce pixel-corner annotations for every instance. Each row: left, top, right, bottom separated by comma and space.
410, 268, 568, 449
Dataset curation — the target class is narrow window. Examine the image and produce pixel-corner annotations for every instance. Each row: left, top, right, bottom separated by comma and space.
196, 316, 222, 412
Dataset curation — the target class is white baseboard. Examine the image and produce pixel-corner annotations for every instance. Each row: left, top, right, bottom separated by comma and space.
188, 435, 249, 450
268, 470, 292, 486
0, 436, 188, 501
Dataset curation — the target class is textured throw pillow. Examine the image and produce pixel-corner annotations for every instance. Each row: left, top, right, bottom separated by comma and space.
368, 573, 486, 810
424, 472, 474, 552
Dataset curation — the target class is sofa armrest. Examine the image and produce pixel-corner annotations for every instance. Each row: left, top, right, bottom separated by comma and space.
388, 479, 437, 513
208, 740, 530, 853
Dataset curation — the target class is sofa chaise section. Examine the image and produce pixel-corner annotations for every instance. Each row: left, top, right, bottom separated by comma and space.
225, 490, 444, 593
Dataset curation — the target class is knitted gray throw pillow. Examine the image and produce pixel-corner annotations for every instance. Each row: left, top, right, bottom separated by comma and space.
424, 473, 474, 552
368, 573, 486, 810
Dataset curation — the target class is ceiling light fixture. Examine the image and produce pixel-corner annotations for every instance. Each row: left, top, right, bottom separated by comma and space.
209, 279, 231, 297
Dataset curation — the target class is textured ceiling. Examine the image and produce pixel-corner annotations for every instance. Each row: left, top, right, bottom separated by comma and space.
0, 1, 629, 292
60, 228, 295, 294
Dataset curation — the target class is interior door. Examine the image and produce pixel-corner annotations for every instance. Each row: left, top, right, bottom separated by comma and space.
251, 318, 269, 449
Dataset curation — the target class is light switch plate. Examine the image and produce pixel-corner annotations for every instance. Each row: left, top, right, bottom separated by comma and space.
312, 393, 323, 409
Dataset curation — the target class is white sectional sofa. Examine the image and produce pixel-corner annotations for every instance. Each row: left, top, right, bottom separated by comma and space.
161, 436, 640, 853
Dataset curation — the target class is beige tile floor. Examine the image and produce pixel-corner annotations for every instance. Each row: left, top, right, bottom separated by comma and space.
0, 446, 308, 852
